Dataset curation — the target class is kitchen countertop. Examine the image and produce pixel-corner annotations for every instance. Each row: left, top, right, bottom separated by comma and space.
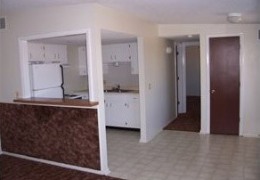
14, 98, 98, 108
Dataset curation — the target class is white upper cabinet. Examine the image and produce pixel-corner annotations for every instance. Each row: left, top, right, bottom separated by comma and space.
56, 45, 68, 64
102, 42, 139, 74
78, 46, 88, 76
128, 43, 139, 74
28, 43, 45, 61
44, 44, 57, 61
102, 43, 132, 63
28, 42, 68, 64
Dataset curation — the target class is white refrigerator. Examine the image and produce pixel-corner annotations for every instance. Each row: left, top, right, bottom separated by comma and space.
30, 63, 64, 98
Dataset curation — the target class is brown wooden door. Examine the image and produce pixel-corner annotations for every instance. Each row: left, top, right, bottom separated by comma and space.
210, 37, 240, 135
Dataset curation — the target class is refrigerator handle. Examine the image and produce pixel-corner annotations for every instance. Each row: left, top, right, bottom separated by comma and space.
60, 65, 65, 99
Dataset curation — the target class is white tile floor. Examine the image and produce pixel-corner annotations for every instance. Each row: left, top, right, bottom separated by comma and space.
107, 128, 260, 180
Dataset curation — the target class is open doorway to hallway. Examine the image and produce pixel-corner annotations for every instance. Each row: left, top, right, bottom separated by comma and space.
165, 35, 201, 132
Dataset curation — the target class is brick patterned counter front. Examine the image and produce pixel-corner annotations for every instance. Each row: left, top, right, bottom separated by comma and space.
0, 103, 100, 170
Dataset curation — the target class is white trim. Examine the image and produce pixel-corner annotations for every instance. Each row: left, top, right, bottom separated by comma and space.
19, 30, 91, 41
242, 134, 260, 138
19, 40, 31, 98
18, 29, 92, 100
173, 42, 178, 117
176, 43, 186, 113
206, 33, 244, 135
138, 37, 147, 143
176, 41, 200, 114
2, 152, 104, 175
86, 30, 95, 101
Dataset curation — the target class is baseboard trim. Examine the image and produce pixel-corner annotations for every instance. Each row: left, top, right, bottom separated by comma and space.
241, 133, 260, 138
2, 151, 105, 175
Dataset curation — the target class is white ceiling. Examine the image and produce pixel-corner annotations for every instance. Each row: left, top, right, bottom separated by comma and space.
1, 0, 260, 24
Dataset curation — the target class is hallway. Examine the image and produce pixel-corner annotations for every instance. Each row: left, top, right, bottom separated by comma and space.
164, 96, 200, 132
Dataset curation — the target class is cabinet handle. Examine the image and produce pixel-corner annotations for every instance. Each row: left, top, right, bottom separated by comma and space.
125, 122, 128, 125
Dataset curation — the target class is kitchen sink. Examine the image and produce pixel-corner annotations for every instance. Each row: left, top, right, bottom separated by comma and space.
104, 89, 132, 93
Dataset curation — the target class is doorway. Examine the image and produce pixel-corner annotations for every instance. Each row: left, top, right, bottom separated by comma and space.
165, 35, 201, 132
209, 36, 240, 135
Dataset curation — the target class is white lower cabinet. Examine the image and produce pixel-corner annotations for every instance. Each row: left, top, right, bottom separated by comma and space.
104, 93, 140, 129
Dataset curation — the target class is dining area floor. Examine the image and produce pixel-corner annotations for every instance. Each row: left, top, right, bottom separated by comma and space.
107, 128, 260, 180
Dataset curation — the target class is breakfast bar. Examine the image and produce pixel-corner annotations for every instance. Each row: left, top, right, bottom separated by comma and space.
0, 98, 101, 170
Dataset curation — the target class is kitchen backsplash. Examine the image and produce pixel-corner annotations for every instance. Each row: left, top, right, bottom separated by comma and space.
103, 62, 139, 89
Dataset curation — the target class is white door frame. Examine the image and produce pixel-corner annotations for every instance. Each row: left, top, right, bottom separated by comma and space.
176, 42, 186, 113
205, 33, 244, 135
176, 41, 200, 114
18, 29, 96, 100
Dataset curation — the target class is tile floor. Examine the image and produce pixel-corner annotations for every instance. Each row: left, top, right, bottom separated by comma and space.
107, 128, 260, 180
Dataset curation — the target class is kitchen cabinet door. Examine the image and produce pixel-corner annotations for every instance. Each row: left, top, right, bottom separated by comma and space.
44, 44, 57, 62
126, 95, 140, 128
105, 95, 125, 127
28, 43, 45, 62
114, 43, 130, 62
56, 45, 68, 64
102, 43, 130, 63
129, 42, 139, 74
78, 46, 88, 76
102, 45, 114, 63
104, 93, 140, 129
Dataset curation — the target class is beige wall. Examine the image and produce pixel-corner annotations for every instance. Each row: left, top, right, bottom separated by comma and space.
142, 37, 176, 140
159, 24, 260, 137
0, 4, 96, 102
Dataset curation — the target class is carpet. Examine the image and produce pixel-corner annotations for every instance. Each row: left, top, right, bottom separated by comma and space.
164, 96, 201, 132
0, 155, 121, 180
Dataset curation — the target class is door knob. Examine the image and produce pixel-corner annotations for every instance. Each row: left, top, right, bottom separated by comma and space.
211, 89, 216, 94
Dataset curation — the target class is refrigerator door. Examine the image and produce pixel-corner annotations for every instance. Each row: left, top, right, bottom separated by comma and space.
31, 63, 62, 90
33, 87, 63, 98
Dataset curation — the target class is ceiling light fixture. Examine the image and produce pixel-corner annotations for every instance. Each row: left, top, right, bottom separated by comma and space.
227, 13, 242, 23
